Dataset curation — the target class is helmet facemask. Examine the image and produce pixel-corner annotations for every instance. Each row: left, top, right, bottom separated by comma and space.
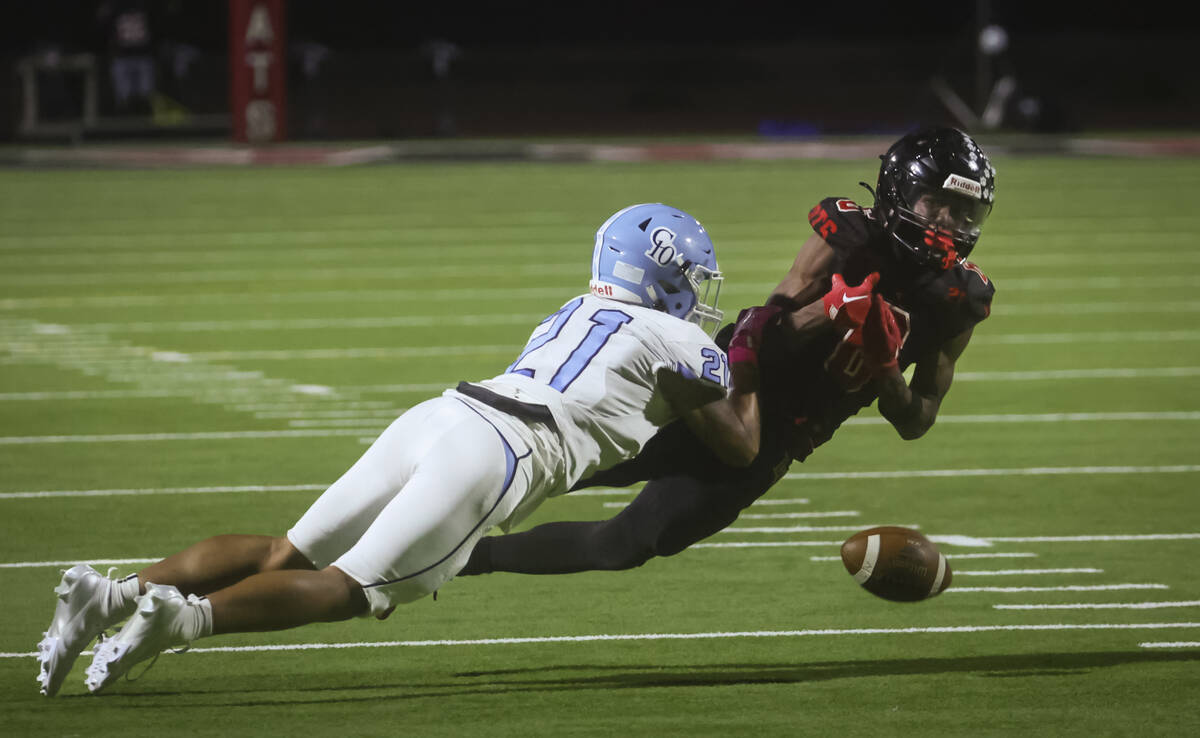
680, 260, 723, 336
874, 127, 996, 270
890, 180, 992, 268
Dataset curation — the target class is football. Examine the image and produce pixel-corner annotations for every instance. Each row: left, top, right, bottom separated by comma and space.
840, 526, 952, 602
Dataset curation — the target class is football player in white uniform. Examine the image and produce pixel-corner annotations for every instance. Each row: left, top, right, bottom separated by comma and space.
36, 203, 773, 696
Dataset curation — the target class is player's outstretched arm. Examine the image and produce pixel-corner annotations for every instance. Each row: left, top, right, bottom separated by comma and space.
875, 327, 973, 440
663, 306, 776, 467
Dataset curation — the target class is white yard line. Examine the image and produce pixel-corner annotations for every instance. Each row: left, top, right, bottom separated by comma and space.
602, 498, 810, 509
0, 263, 585, 286
842, 411, 1200, 425
984, 534, 1200, 543
253, 408, 404, 419
949, 584, 1170, 593
953, 367, 1200, 381
784, 465, 1200, 481
953, 568, 1103, 576
12, 418, 1199, 446
287, 419, 396, 428
0, 429, 369, 445
0, 287, 573, 310
720, 524, 918, 534
993, 301, 1200, 315
809, 553, 1038, 562
6, 311, 1200, 338
1140, 641, 1200, 648
692, 541, 850, 548
975, 330, 1200, 344
0, 558, 158, 569
179, 345, 518, 361
0, 314, 548, 335
741, 498, 810, 505
0, 484, 325, 500
683, 534, 1199, 550
2, 621, 1198, 659
736, 511, 861, 520
996, 601, 1200, 610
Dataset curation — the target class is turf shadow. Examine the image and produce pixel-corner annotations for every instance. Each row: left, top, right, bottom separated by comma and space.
96, 649, 1200, 707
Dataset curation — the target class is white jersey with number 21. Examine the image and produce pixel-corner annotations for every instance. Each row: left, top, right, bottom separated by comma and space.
472, 294, 728, 490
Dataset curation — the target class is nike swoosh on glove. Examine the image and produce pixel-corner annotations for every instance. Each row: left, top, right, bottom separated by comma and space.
821, 272, 880, 331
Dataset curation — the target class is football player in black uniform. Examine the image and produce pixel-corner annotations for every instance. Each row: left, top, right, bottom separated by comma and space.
459, 126, 997, 576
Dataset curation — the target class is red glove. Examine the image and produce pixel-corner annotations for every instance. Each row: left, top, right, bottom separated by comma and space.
924, 228, 959, 270
727, 304, 782, 367
824, 295, 911, 390
821, 272, 880, 331
862, 294, 908, 372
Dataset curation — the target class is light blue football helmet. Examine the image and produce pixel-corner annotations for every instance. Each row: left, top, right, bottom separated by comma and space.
589, 203, 724, 334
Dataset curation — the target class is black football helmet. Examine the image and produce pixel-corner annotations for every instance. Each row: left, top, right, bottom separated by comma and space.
870, 127, 996, 269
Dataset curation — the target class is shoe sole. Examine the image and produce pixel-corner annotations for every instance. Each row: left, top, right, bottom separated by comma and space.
37, 565, 108, 697
84, 583, 183, 694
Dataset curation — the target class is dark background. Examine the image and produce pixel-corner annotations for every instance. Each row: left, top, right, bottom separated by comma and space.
4, 1, 1197, 141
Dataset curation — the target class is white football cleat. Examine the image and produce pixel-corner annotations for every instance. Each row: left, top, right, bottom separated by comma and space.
36, 564, 135, 697
84, 583, 193, 694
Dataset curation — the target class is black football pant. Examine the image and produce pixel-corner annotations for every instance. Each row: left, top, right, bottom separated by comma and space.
458, 420, 794, 576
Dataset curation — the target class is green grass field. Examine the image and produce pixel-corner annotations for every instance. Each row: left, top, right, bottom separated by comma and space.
2, 154, 1198, 736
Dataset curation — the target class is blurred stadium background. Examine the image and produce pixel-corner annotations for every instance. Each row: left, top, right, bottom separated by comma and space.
3, 2, 1199, 736
2, 0, 1196, 148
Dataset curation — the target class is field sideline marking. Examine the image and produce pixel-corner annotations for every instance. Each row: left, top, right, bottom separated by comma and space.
2, 621, 1199, 659
996, 601, 1200, 610
1140, 641, 1200, 648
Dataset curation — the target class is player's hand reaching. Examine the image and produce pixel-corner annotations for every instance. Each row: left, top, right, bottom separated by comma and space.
821, 272, 880, 332
727, 304, 782, 368
862, 294, 906, 373
824, 294, 910, 390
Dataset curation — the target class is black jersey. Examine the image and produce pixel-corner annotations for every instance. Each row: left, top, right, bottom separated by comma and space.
758, 197, 996, 451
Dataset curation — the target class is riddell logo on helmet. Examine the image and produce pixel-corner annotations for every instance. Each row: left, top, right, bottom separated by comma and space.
943, 174, 983, 199
591, 283, 614, 298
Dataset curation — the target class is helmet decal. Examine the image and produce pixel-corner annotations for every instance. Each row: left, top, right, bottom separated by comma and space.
942, 173, 983, 199
646, 227, 678, 266
589, 203, 724, 334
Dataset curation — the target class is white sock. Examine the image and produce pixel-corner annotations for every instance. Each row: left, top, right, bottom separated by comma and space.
108, 574, 141, 617
181, 595, 214, 642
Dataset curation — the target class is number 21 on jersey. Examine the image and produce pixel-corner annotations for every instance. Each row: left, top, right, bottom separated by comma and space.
508, 298, 726, 392
508, 298, 633, 392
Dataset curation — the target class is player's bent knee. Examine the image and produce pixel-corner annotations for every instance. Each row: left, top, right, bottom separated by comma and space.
590, 517, 656, 570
